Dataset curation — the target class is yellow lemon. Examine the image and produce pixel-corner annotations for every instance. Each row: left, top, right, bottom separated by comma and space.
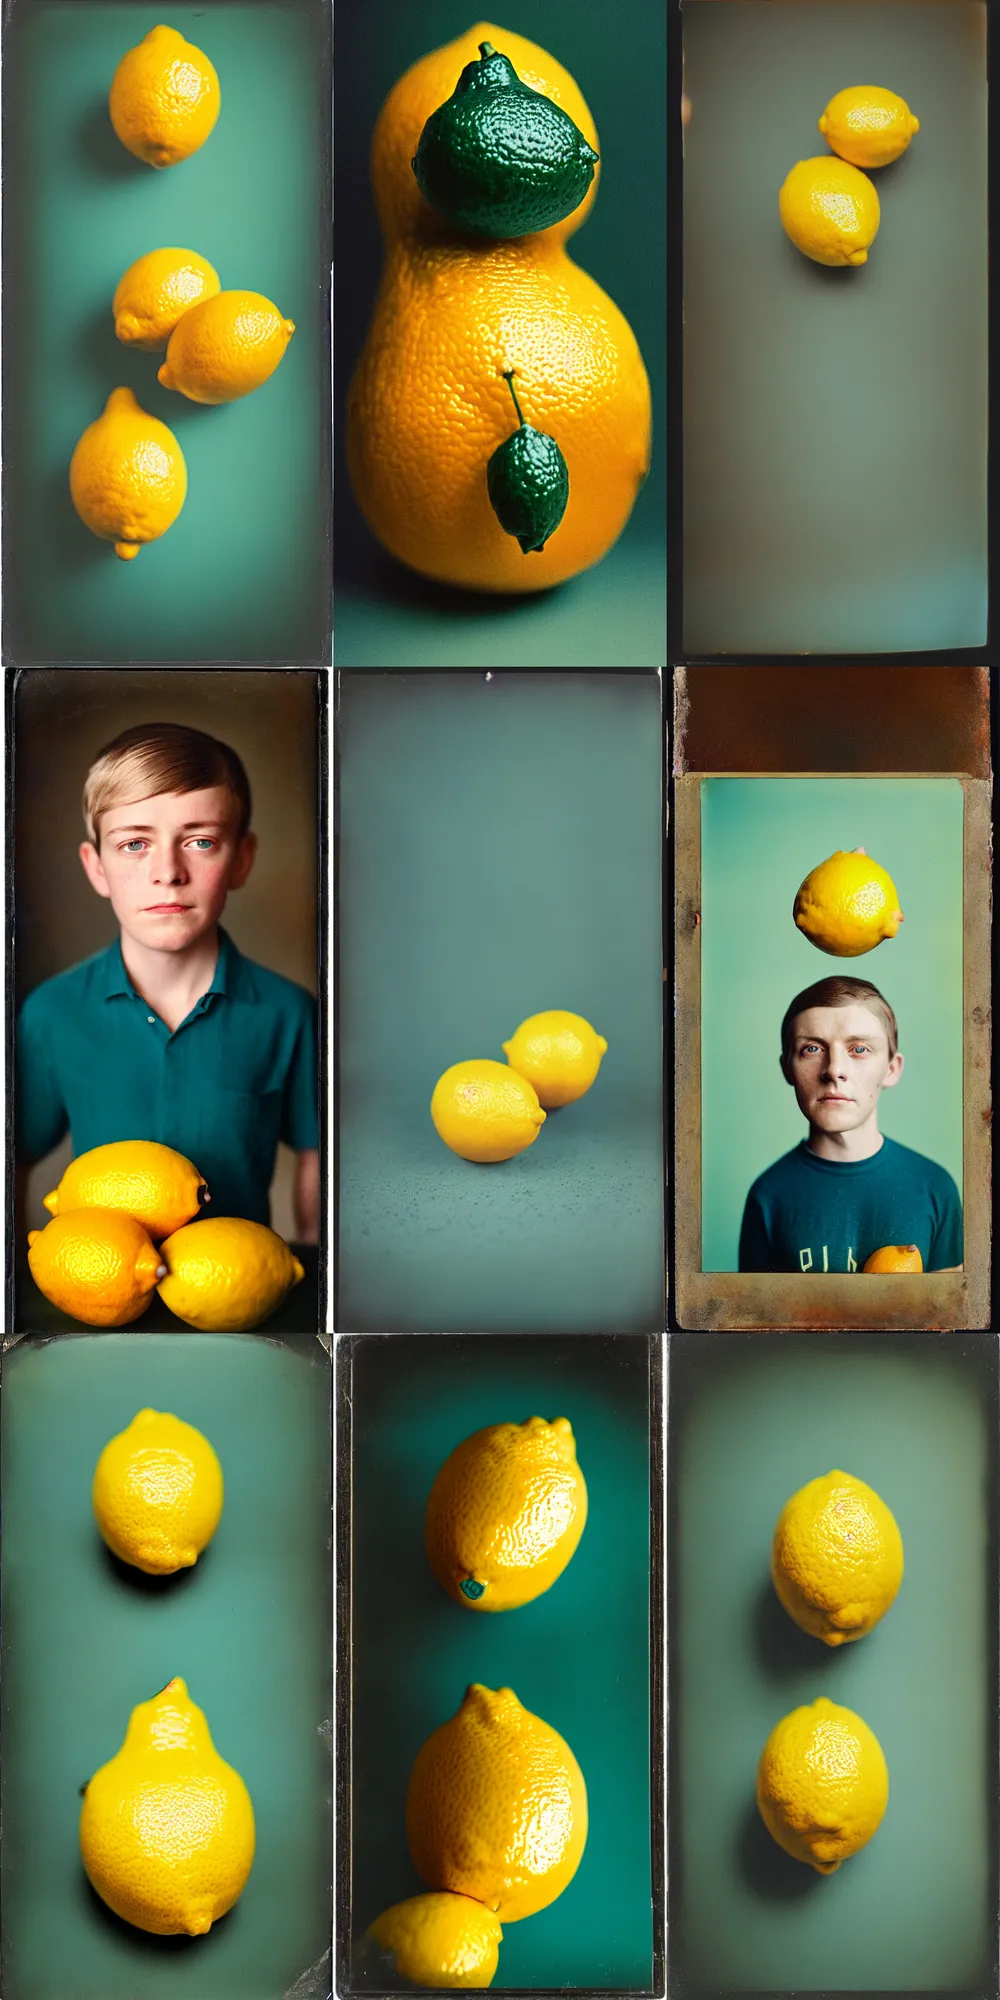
158, 291, 295, 403
80, 1677, 255, 1934
407, 1684, 587, 1921
113, 247, 221, 350
779, 156, 880, 267
793, 848, 904, 956
70, 387, 187, 560
157, 1217, 305, 1331
819, 85, 920, 170
367, 1893, 503, 1989
502, 1009, 608, 1108
109, 25, 220, 168
43, 1139, 209, 1241
426, 1416, 587, 1612
757, 1697, 889, 1873
27, 1210, 165, 1326
431, 1059, 545, 1163
772, 1469, 904, 1645
92, 1409, 224, 1576
863, 1243, 924, 1273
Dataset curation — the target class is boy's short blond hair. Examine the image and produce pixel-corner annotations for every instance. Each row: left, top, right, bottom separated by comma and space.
83, 723, 252, 847
781, 976, 899, 1062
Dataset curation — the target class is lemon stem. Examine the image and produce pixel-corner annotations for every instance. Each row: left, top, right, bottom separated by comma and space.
479, 41, 496, 58
502, 369, 525, 428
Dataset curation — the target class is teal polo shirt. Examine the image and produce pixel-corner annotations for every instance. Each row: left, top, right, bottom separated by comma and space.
17, 928, 318, 1228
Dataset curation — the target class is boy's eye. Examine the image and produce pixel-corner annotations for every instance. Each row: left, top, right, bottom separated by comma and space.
189, 838, 217, 851
121, 840, 147, 854
850, 1043, 872, 1055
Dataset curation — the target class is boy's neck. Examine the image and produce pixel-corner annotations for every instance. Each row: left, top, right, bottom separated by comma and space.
806, 1112, 885, 1164
119, 924, 221, 1030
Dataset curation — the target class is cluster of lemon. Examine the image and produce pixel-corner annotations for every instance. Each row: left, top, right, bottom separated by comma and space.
81, 1410, 254, 1934
779, 84, 920, 269
27, 1139, 303, 1330
758, 1471, 903, 1873
362, 1416, 589, 1988
70, 25, 294, 561
431, 1008, 608, 1163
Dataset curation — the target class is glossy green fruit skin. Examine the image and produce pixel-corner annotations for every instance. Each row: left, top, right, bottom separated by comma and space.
411, 43, 599, 239
487, 424, 570, 553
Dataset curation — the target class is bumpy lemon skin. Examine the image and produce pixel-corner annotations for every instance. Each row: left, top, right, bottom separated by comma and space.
779, 157, 880, 268
425, 1416, 587, 1612
367, 1893, 503, 1989
113, 248, 221, 351
80, 1677, 255, 1936
819, 86, 919, 170
158, 291, 295, 404
27, 1210, 165, 1326
406, 1683, 587, 1921
44, 1138, 208, 1241
92, 1409, 224, 1576
431, 1059, 546, 1163
109, 25, 221, 169
793, 850, 904, 956
756, 1697, 889, 1873
157, 1217, 305, 1331
70, 386, 187, 560
771, 1470, 904, 1646
502, 1009, 608, 1108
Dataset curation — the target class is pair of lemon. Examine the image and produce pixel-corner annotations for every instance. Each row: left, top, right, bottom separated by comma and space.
758, 1470, 903, 1874
780, 84, 920, 269
431, 1009, 608, 1163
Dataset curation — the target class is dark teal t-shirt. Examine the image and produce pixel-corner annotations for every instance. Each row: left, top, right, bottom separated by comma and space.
739, 1135, 963, 1273
17, 928, 318, 1227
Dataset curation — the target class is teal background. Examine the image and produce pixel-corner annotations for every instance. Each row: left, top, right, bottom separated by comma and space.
348, 1333, 654, 1991
337, 673, 665, 1333
700, 778, 964, 1272
670, 1336, 996, 1994
3, 1, 329, 665
334, 0, 666, 667
0, 1334, 332, 2000
683, 2, 988, 656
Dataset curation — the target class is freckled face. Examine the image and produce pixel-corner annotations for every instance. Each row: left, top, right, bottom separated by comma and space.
783, 1004, 903, 1134
82, 785, 255, 951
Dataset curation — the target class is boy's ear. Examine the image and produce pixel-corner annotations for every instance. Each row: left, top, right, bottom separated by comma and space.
79, 841, 113, 900
228, 831, 258, 893
779, 1051, 793, 1085
881, 1051, 905, 1090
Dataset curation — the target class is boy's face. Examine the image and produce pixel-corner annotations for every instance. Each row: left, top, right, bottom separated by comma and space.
79, 784, 256, 952
781, 1002, 904, 1134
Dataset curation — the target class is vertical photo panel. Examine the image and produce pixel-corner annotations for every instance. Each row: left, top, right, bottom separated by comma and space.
337, 672, 665, 1334
682, 1, 988, 655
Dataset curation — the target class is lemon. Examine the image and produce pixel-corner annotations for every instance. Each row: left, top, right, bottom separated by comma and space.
819, 85, 920, 170
771, 1469, 904, 1646
863, 1244, 923, 1273
367, 1892, 503, 1989
28, 1210, 165, 1326
779, 157, 880, 267
70, 386, 186, 561
80, 1678, 255, 1934
113, 248, 221, 351
793, 848, 904, 956
157, 1217, 305, 1331
502, 1009, 608, 1108
407, 1684, 587, 1921
109, 25, 220, 169
158, 290, 295, 404
44, 1139, 209, 1241
92, 1409, 224, 1575
426, 1416, 587, 1612
757, 1697, 889, 1872
431, 1059, 545, 1163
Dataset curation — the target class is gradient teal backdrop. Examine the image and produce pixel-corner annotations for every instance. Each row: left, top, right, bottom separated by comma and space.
701, 778, 964, 1272
334, 0, 666, 668
683, 2, 988, 655
671, 1336, 996, 1994
338, 673, 665, 1332
348, 1334, 654, 1991
3, 1, 328, 665
0, 1334, 331, 2000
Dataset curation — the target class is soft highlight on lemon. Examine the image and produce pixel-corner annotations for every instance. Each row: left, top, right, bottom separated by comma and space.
368, 1892, 503, 1989
431, 1058, 546, 1163
425, 1416, 587, 1611
779, 156, 880, 267
92, 1409, 224, 1575
757, 1697, 889, 1873
819, 85, 919, 170
771, 1469, 904, 1646
502, 1009, 608, 1108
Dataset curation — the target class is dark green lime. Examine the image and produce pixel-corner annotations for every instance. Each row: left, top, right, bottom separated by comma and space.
487, 371, 569, 554
411, 41, 599, 239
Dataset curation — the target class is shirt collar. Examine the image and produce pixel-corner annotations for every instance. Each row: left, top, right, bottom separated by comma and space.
100, 927, 257, 1004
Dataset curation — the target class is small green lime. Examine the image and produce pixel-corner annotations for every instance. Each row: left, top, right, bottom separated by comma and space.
412, 41, 598, 239
487, 372, 569, 554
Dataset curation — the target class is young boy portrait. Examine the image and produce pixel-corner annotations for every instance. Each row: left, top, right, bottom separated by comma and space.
739, 975, 963, 1274
16, 721, 319, 1245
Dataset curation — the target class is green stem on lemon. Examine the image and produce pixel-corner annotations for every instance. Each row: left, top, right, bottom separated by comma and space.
502, 369, 526, 428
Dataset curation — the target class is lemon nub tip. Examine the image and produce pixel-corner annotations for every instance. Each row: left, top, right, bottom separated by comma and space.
114, 541, 140, 561
849, 248, 868, 265
43, 1191, 58, 1215
284, 319, 296, 336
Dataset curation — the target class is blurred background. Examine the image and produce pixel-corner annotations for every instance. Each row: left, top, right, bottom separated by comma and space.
14, 669, 320, 1242
700, 777, 964, 1271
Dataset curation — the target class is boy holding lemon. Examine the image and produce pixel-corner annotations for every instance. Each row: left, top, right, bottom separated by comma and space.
738, 975, 962, 1274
